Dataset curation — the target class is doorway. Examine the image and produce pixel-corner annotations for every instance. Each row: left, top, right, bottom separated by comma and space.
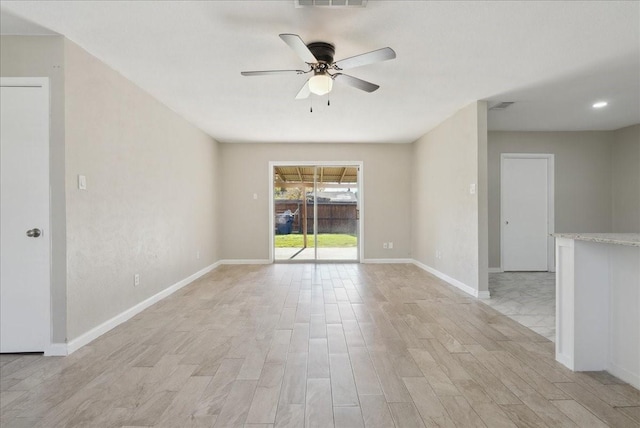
270, 162, 362, 262
1, 78, 51, 353
500, 153, 555, 271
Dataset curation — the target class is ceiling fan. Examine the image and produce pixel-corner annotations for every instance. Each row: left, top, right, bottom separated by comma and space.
241, 34, 396, 99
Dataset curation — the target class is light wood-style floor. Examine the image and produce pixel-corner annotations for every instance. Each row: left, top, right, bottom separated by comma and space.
1, 264, 638, 427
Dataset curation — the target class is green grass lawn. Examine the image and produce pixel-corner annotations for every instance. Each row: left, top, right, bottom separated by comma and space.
275, 233, 357, 248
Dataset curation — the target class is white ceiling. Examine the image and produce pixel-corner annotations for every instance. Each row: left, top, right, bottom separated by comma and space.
1, 1, 639, 143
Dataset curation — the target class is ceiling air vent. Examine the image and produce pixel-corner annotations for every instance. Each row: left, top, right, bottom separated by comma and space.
295, 0, 368, 7
489, 102, 515, 111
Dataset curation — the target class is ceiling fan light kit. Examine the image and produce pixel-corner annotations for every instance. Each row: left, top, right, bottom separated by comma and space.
241, 33, 395, 103
309, 73, 333, 96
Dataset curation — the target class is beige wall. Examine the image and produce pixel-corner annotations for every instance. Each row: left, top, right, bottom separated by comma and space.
488, 131, 614, 269
1, 36, 67, 343
63, 40, 220, 340
411, 102, 488, 294
219, 143, 412, 261
612, 124, 640, 232
6, 35, 632, 345
477, 103, 489, 293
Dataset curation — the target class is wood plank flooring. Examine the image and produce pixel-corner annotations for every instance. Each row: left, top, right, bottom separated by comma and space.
1, 263, 638, 427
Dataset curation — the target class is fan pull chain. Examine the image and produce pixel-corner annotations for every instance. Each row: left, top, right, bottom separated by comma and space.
327, 77, 331, 106
310, 96, 313, 113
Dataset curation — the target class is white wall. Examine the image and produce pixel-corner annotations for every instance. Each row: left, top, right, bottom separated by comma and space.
63, 40, 221, 340
219, 143, 413, 261
612, 124, 640, 232
411, 102, 488, 295
488, 131, 614, 269
1, 36, 67, 343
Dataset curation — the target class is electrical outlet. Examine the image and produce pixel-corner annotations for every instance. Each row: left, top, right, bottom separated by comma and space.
383, 242, 388, 249
134, 274, 140, 286
388, 242, 393, 249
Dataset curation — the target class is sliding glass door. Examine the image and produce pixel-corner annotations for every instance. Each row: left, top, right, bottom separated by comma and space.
273, 164, 359, 262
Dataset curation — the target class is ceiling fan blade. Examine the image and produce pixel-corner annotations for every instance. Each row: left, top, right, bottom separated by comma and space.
333, 47, 396, 70
279, 33, 318, 64
295, 80, 311, 99
241, 70, 306, 76
333, 73, 380, 93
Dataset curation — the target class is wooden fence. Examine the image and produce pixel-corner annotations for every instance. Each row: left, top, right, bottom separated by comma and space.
275, 200, 357, 234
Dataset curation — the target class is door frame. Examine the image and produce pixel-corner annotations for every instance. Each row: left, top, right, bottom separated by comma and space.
0, 77, 53, 352
500, 153, 555, 272
269, 160, 364, 263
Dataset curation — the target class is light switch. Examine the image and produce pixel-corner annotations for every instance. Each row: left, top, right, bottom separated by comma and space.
78, 174, 87, 190
470, 183, 476, 194
253, 193, 258, 200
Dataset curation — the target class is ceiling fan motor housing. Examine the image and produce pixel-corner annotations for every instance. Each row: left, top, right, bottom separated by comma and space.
307, 42, 335, 65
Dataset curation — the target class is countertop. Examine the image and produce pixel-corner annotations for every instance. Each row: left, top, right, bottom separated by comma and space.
553, 233, 640, 247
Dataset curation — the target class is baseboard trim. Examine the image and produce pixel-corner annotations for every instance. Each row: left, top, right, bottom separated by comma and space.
362, 258, 413, 264
477, 290, 491, 299
488, 267, 503, 273
556, 353, 574, 371
412, 259, 481, 298
44, 342, 68, 356
66, 261, 221, 355
608, 362, 640, 390
220, 259, 271, 265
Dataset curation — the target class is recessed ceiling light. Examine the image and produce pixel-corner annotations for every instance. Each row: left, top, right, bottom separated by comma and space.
592, 101, 608, 109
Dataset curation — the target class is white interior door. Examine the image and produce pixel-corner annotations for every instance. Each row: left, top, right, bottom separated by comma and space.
501, 156, 550, 271
1, 79, 51, 352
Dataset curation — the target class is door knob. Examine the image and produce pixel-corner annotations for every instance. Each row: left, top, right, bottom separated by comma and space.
26, 228, 41, 238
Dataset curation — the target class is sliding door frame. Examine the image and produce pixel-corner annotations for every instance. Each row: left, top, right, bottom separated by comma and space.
268, 160, 364, 263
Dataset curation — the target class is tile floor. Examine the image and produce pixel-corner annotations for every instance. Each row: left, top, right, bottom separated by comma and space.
2, 264, 638, 427
484, 272, 556, 342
